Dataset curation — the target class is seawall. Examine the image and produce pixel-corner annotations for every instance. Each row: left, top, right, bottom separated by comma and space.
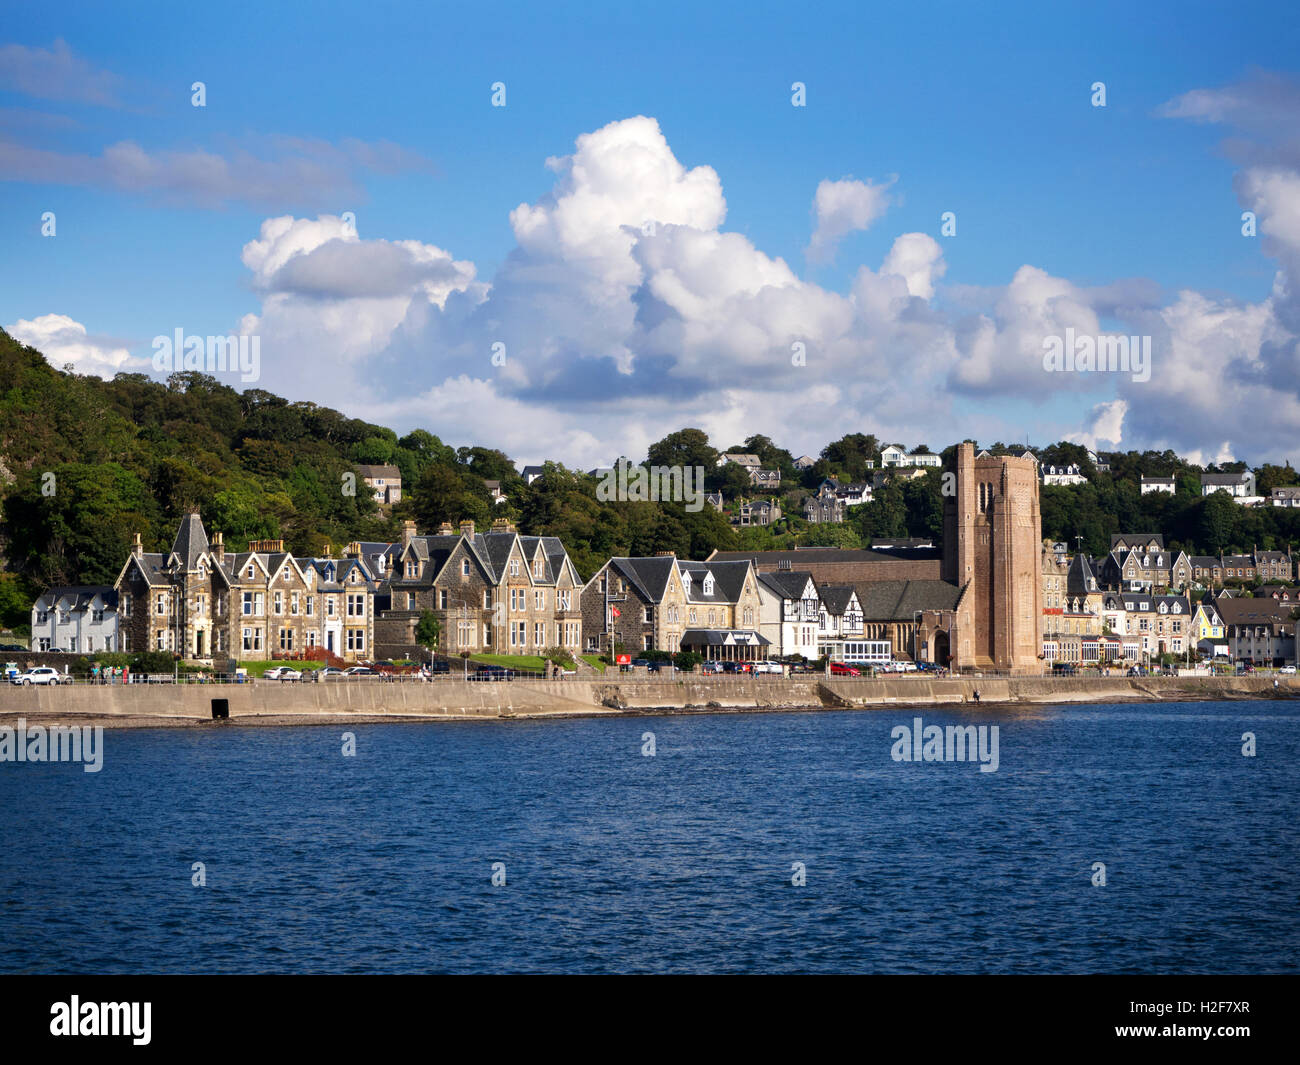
0, 674, 1295, 728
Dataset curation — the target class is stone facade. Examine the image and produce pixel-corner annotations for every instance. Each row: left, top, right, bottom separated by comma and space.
944, 443, 1043, 672
115, 514, 378, 663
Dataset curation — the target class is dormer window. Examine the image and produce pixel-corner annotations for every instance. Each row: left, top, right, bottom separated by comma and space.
245, 565, 255, 579
462, 559, 471, 576
702, 574, 714, 596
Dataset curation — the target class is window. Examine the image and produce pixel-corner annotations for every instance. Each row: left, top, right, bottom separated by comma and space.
534, 558, 544, 578
156, 594, 167, 616
242, 627, 263, 652
306, 595, 314, 617
510, 560, 520, 577
557, 589, 570, 611
38, 638, 50, 652
484, 589, 494, 609
36, 610, 48, 624
535, 590, 545, 611
534, 622, 544, 646
274, 591, 283, 615
327, 596, 336, 618
347, 629, 365, 652
279, 628, 294, 651
462, 559, 471, 576
458, 620, 473, 648
406, 592, 416, 610
93, 608, 106, 623
122, 594, 132, 618
438, 589, 448, 609
347, 594, 365, 617
291, 592, 300, 615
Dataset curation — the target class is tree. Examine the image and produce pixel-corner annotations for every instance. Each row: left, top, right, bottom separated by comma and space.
416, 610, 440, 659
646, 428, 718, 473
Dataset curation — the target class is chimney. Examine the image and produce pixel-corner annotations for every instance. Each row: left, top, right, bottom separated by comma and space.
322, 542, 332, 558
491, 517, 514, 533
459, 520, 475, 539
403, 519, 416, 549
656, 551, 675, 557
344, 541, 362, 558
213, 531, 225, 564
437, 522, 454, 536
132, 532, 143, 559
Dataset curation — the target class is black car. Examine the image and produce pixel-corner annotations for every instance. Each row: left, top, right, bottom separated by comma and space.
470, 664, 513, 682
0, 643, 26, 651
426, 659, 451, 675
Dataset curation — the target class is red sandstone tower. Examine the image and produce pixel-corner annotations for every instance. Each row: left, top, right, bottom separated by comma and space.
943, 443, 1043, 673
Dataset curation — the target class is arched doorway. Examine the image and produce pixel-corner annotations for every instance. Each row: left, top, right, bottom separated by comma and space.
933, 631, 949, 667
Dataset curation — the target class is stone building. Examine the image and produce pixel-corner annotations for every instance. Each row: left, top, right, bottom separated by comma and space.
581, 554, 764, 659
115, 512, 378, 663
940, 442, 1043, 672
379, 518, 583, 660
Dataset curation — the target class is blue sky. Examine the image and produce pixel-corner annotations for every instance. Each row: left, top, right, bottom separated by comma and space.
3, 0, 1299, 467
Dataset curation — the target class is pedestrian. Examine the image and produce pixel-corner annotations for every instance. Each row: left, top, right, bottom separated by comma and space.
973, 688, 981, 704
91, 663, 99, 685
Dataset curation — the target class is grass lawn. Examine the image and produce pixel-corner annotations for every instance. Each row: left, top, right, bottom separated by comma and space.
580, 655, 607, 672
468, 653, 550, 671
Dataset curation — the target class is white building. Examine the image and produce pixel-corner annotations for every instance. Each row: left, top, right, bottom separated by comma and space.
755, 571, 821, 659
31, 587, 119, 653
1042, 464, 1087, 486
874, 445, 942, 469
1140, 476, 1176, 495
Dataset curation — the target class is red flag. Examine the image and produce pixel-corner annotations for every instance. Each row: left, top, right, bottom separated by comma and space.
610, 605, 621, 618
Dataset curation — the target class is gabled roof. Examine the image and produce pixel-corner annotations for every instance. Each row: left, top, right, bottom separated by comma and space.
678, 559, 752, 604
818, 584, 860, 616
854, 580, 963, 619
757, 570, 816, 601
34, 586, 119, 612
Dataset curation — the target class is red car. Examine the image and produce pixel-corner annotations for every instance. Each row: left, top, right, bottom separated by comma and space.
829, 662, 861, 676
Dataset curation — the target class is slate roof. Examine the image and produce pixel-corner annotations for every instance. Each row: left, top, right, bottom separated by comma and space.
818, 584, 860, 616
681, 628, 769, 646
707, 546, 943, 565
853, 580, 963, 620
602, 557, 677, 603
34, 586, 119, 612
757, 570, 815, 600
170, 512, 209, 570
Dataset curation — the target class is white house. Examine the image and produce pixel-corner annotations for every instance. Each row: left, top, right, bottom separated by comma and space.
1140, 476, 1176, 495
1201, 471, 1256, 498
875, 445, 942, 469
1042, 464, 1087, 486
31, 587, 119, 653
755, 570, 821, 659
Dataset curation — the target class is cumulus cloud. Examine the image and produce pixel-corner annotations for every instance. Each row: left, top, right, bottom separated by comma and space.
215, 104, 1300, 468
806, 176, 895, 262
6, 314, 145, 378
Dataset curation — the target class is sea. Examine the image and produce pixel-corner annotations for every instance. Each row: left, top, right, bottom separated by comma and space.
1, 700, 1296, 973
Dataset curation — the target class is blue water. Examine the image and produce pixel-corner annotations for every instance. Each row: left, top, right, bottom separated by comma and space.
1, 701, 1296, 974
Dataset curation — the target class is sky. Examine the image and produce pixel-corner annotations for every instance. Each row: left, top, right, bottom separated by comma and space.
2, 0, 1300, 469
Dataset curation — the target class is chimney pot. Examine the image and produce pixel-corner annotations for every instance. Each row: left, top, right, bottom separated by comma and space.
459, 520, 475, 538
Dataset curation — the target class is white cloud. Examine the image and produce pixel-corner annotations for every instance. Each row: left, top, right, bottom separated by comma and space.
806, 177, 894, 262
6, 313, 144, 378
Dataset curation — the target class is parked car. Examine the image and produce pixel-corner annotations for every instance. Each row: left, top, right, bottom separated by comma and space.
317, 666, 347, 679
343, 666, 376, 676
470, 664, 513, 682
426, 659, 451, 675
752, 661, 783, 675
701, 661, 724, 675
264, 666, 301, 681
1052, 662, 1077, 676
12, 666, 70, 686
829, 662, 861, 676
1279, 666, 1296, 675
0, 643, 26, 651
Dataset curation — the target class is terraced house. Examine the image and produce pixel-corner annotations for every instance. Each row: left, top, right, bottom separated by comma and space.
380, 518, 583, 658
114, 513, 378, 663
581, 554, 764, 660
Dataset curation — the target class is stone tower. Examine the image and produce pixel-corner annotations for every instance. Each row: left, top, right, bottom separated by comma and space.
943, 443, 1043, 672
